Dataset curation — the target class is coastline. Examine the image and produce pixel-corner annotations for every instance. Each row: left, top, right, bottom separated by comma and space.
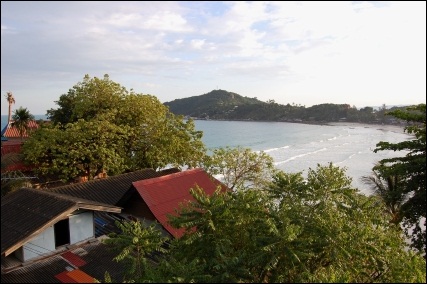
191, 117, 407, 133
326, 121, 407, 133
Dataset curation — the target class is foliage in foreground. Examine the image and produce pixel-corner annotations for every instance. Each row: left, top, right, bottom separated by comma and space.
102, 221, 168, 282
372, 103, 426, 255
105, 163, 426, 283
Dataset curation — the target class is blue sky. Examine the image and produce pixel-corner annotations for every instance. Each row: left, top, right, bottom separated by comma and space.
1, 1, 426, 115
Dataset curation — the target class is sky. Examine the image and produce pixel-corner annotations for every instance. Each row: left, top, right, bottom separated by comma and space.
1, 1, 426, 115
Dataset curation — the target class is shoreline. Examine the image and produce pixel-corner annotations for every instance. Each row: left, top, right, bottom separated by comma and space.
191, 118, 407, 132
326, 121, 407, 132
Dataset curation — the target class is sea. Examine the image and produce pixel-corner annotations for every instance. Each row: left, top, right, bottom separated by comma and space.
1, 115, 411, 194
194, 119, 411, 194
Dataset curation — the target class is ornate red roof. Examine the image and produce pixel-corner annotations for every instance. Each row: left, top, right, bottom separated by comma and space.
1, 120, 39, 139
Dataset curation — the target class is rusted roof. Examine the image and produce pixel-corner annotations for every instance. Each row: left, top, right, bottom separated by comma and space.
1, 239, 127, 283
45, 168, 180, 206
1, 120, 39, 139
60, 251, 86, 267
1, 188, 121, 256
60, 269, 94, 283
132, 168, 228, 238
1, 141, 33, 172
1, 140, 23, 155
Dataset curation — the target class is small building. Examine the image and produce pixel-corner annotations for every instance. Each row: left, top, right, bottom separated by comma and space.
1, 188, 121, 265
1, 120, 39, 142
1, 120, 40, 173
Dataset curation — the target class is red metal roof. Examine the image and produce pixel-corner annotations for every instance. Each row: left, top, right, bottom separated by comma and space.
65, 269, 95, 283
61, 251, 87, 267
55, 270, 78, 283
132, 168, 228, 238
1, 141, 34, 172
1, 140, 22, 155
54, 269, 95, 283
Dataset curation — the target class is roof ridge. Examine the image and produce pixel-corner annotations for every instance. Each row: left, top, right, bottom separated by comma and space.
133, 168, 204, 186
45, 168, 157, 191
6, 187, 121, 209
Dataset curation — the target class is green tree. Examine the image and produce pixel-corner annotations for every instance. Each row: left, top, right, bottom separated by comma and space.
167, 185, 273, 283
102, 220, 167, 282
358, 106, 375, 123
373, 103, 426, 255
11, 106, 35, 141
22, 118, 130, 181
24, 75, 207, 181
361, 166, 406, 225
202, 146, 276, 191
46, 91, 78, 126
46, 74, 125, 125
164, 163, 426, 283
118, 93, 206, 170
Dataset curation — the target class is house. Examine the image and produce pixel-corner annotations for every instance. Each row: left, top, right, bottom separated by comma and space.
1, 188, 122, 265
118, 168, 229, 238
1, 188, 121, 266
1, 120, 40, 173
1, 120, 39, 142
47, 167, 228, 238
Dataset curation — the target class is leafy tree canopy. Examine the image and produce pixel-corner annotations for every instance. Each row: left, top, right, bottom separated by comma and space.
102, 220, 168, 282
23, 74, 206, 181
373, 103, 426, 255
22, 118, 130, 181
202, 146, 276, 191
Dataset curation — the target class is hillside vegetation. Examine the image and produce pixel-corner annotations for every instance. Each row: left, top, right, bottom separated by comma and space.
164, 89, 406, 124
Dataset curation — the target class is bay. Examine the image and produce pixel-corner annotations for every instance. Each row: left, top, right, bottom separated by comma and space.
194, 119, 411, 194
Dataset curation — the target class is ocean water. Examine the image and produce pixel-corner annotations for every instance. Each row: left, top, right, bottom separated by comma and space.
194, 120, 411, 194
2, 115, 411, 194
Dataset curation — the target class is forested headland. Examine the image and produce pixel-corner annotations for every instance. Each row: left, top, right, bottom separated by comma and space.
164, 89, 407, 125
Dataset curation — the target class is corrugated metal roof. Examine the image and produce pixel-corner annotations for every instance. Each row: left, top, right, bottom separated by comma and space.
1, 141, 33, 172
65, 269, 95, 283
60, 252, 86, 267
1, 120, 39, 139
55, 270, 78, 283
132, 168, 228, 238
1, 140, 23, 155
1, 240, 127, 283
1, 188, 121, 256
45, 168, 179, 206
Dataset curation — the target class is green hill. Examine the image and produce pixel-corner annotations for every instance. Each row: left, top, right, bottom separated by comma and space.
164, 89, 263, 119
163, 89, 406, 124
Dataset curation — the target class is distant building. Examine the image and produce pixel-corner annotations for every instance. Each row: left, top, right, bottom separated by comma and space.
1, 120, 39, 142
